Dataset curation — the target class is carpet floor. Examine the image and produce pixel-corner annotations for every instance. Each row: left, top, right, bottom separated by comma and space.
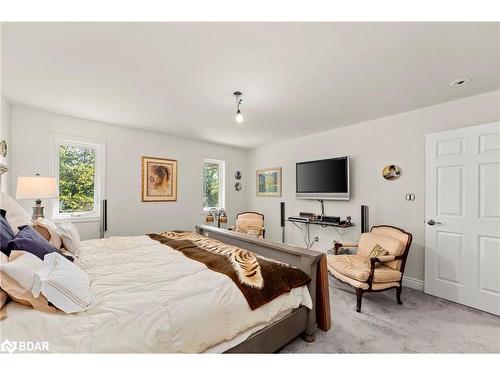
281, 276, 500, 353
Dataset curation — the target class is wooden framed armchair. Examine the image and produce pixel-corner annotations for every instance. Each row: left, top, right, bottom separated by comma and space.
327, 225, 412, 312
228, 212, 265, 238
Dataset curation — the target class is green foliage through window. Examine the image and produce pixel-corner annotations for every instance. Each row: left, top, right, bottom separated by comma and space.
58, 144, 96, 213
203, 162, 220, 208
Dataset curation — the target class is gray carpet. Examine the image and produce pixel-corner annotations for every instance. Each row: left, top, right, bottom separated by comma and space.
281, 276, 500, 353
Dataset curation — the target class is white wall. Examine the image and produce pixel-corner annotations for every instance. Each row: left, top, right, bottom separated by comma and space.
246, 90, 500, 283
0, 23, 12, 193
10, 105, 248, 240
0, 97, 11, 192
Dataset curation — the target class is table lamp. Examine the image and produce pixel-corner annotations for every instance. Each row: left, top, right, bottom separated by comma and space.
16, 174, 58, 219
205, 208, 227, 228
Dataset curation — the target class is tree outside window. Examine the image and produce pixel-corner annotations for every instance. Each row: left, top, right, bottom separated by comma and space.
203, 160, 225, 210
58, 144, 96, 213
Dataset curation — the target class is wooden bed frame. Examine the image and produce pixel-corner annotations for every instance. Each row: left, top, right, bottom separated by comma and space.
196, 225, 323, 353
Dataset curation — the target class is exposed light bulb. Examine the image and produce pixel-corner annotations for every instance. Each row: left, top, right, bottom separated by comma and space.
233, 91, 244, 124
235, 110, 244, 123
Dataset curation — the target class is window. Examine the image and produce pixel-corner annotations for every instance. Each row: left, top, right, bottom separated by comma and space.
202, 159, 225, 211
51, 135, 104, 220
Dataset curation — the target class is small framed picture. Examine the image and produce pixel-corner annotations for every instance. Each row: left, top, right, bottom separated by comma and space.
142, 156, 178, 202
256, 167, 282, 197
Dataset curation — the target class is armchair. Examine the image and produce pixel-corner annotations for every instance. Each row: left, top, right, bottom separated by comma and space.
228, 212, 265, 238
327, 225, 412, 312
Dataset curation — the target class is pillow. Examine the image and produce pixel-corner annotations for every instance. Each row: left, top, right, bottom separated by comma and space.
34, 224, 52, 242
0, 251, 8, 319
0, 250, 56, 313
32, 252, 92, 313
0, 192, 32, 234
33, 217, 63, 249
0, 289, 7, 320
0, 209, 16, 253
6, 225, 60, 259
57, 222, 81, 256
364, 244, 389, 267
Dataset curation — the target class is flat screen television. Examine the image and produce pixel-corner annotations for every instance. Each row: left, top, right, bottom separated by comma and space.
296, 156, 350, 200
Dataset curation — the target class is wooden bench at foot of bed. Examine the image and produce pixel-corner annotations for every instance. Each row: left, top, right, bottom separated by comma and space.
195, 225, 331, 353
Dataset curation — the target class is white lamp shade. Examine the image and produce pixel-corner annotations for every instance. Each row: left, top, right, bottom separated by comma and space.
16, 176, 59, 200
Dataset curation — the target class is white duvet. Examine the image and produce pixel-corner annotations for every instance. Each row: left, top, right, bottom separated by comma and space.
0, 235, 312, 353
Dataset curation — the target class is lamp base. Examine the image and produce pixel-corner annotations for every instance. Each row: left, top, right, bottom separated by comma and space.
32, 199, 45, 220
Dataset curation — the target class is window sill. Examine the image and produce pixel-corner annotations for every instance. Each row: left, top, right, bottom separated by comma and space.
50, 216, 101, 224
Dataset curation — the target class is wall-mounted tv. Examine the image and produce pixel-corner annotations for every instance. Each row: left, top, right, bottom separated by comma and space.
296, 156, 350, 200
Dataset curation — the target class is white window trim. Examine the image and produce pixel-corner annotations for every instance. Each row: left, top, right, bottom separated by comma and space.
49, 133, 105, 222
202, 158, 225, 212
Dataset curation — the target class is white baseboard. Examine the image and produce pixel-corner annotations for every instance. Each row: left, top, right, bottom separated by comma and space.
402, 276, 424, 291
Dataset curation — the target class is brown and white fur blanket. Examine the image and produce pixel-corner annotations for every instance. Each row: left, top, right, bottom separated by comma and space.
148, 231, 311, 310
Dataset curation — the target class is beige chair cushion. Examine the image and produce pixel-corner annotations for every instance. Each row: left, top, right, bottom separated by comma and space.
327, 254, 402, 283
237, 213, 263, 227
328, 265, 400, 291
235, 213, 264, 238
357, 232, 404, 270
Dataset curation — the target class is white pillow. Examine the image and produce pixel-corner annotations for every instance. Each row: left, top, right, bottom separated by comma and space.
34, 217, 62, 249
57, 222, 81, 256
1, 251, 44, 290
32, 252, 93, 314
0, 251, 56, 313
0, 192, 32, 234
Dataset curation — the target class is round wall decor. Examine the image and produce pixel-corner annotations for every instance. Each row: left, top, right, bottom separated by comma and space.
234, 171, 242, 180
382, 164, 401, 180
235, 182, 242, 191
0, 140, 7, 158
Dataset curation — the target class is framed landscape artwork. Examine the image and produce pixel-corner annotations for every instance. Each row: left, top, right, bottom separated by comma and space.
141, 156, 178, 202
256, 167, 282, 197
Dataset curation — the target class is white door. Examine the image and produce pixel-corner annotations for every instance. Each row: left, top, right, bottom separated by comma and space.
425, 122, 500, 315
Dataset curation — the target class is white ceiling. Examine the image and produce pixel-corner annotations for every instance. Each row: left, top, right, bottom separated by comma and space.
2, 22, 499, 149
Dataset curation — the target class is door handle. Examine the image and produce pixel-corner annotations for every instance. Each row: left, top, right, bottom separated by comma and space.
426, 219, 442, 226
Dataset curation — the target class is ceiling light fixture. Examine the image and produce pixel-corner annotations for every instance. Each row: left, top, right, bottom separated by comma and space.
450, 78, 471, 87
234, 91, 244, 123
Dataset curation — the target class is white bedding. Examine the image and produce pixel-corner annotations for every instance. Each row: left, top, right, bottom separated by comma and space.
0, 235, 312, 353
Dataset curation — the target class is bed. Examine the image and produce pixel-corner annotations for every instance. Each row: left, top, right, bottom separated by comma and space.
0, 199, 326, 353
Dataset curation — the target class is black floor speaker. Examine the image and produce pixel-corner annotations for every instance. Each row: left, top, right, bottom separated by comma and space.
361, 205, 369, 233
280, 202, 285, 242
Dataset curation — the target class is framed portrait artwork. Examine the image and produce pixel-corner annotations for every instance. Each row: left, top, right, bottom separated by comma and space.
141, 156, 178, 202
256, 167, 282, 197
